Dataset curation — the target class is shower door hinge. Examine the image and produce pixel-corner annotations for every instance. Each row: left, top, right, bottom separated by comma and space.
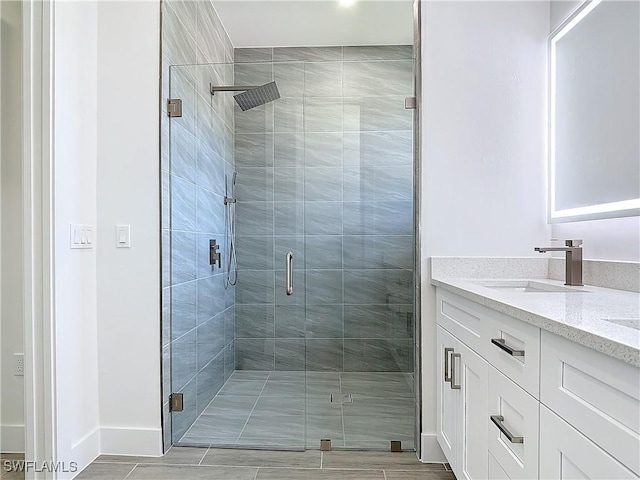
167, 98, 183, 117
404, 97, 417, 110
169, 393, 184, 412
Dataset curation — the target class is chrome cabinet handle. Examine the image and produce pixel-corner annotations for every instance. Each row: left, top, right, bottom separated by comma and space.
444, 347, 454, 382
491, 338, 525, 357
490, 415, 524, 444
285, 251, 293, 296
450, 353, 461, 390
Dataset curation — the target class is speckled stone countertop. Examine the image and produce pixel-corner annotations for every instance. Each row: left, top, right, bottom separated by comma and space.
430, 258, 640, 367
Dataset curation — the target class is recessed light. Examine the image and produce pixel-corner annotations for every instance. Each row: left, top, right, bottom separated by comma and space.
338, 0, 357, 7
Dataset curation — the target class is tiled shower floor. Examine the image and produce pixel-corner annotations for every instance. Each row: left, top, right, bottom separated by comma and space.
179, 371, 416, 450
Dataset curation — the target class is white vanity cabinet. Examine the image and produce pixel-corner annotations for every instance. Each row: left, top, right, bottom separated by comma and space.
434, 288, 640, 480
540, 331, 640, 477
437, 325, 488, 480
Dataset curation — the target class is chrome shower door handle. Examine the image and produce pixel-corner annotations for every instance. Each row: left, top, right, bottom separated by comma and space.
285, 251, 293, 296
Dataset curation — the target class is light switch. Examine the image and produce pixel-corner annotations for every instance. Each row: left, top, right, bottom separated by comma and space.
116, 225, 131, 248
70, 224, 94, 249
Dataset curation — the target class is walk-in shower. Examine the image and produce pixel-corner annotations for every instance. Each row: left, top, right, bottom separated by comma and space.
164, 45, 416, 452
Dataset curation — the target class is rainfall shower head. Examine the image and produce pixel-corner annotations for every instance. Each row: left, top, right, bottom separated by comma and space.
234, 82, 280, 111
210, 82, 281, 111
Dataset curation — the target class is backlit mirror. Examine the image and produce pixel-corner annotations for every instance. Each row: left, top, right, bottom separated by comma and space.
549, 0, 640, 222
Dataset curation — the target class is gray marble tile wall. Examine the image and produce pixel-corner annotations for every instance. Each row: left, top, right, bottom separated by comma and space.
233, 46, 415, 374
161, 0, 235, 449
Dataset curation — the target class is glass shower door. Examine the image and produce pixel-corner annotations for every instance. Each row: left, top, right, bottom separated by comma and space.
167, 61, 310, 448
233, 60, 308, 447
167, 62, 240, 446
303, 52, 416, 450
166, 53, 416, 451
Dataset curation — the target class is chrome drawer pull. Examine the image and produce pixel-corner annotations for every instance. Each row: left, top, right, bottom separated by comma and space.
450, 353, 461, 390
491, 338, 524, 357
444, 347, 454, 382
490, 415, 524, 444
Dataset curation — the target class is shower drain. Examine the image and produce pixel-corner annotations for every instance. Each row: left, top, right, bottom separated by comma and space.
329, 393, 353, 404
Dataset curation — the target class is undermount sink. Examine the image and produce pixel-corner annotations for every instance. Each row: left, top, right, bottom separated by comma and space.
473, 280, 589, 293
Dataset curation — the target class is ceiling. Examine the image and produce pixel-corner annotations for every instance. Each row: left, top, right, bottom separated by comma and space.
212, 1, 414, 48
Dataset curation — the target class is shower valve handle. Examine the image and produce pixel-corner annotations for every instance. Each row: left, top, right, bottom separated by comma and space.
210, 239, 221, 268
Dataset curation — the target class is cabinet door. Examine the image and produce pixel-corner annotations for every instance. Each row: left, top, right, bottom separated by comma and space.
436, 326, 459, 468
456, 339, 489, 480
540, 405, 637, 480
540, 331, 640, 475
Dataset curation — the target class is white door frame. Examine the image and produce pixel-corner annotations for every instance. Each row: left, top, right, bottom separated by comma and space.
22, 1, 57, 478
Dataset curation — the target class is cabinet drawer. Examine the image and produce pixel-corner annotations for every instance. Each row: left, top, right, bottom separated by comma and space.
540, 331, 640, 475
436, 289, 540, 397
436, 290, 488, 357
488, 366, 539, 480
485, 310, 540, 397
540, 404, 637, 480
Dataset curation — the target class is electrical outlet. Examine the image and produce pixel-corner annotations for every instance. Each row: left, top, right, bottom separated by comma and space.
13, 353, 24, 376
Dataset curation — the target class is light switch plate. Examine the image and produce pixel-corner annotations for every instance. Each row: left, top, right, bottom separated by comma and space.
116, 225, 131, 248
70, 224, 94, 249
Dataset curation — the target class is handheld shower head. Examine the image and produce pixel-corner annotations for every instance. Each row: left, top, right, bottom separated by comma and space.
224, 172, 238, 205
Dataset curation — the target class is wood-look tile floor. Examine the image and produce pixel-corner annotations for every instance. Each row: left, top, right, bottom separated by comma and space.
83, 447, 456, 480
0, 453, 25, 480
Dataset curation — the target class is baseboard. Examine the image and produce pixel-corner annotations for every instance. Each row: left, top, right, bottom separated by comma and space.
100, 427, 163, 457
0, 424, 25, 453
420, 433, 447, 463
69, 426, 101, 480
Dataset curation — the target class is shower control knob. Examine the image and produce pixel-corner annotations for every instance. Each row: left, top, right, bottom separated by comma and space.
209, 239, 221, 268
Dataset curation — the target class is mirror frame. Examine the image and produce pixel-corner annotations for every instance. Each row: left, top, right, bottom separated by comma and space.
548, 0, 640, 223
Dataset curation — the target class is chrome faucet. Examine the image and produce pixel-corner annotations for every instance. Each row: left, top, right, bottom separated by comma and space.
534, 239, 583, 286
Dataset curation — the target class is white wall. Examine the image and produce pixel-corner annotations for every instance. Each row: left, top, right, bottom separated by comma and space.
0, 0, 25, 453
51, 0, 162, 470
550, 0, 582, 31
552, 216, 640, 262
96, 0, 162, 456
419, 0, 550, 460
549, 0, 640, 262
53, 1, 100, 475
